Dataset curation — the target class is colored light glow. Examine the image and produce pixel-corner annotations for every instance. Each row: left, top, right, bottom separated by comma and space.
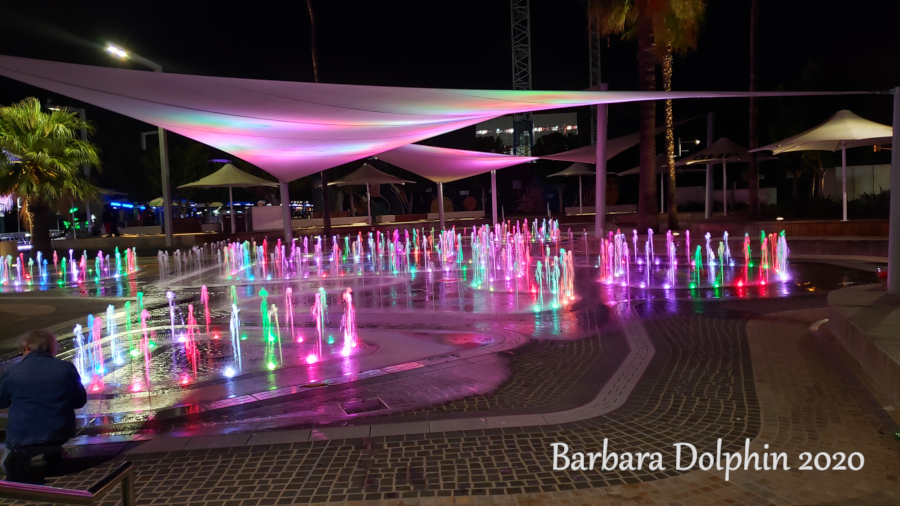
267, 362, 276, 370
327, 336, 335, 345
306, 354, 319, 364
341, 346, 352, 357
213, 333, 220, 340
181, 375, 190, 385
131, 383, 142, 392
224, 367, 236, 378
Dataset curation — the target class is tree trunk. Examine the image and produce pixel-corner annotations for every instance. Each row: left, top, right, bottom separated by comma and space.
664, 41, 679, 231
636, 16, 657, 232
28, 201, 53, 258
748, 0, 760, 217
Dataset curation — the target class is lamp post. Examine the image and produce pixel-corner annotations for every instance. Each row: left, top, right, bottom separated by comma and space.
106, 45, 173, 248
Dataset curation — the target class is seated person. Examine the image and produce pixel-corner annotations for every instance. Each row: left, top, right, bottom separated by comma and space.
0, 330, 87, 481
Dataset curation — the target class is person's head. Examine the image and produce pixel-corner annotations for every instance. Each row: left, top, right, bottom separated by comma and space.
22, 330, 58, 357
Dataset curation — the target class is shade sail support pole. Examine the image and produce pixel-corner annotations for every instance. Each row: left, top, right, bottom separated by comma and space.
722, 162, 728, 217
159, 128, 173, 247
660, 173, 664, 214
229, 185, 235, 235
280, 181, 292, 245
888, 87, 900, 294
491, 170, 498, 227
594, 83, 608, 238
437, 182, 446, 231
705, 113, 715, 219
841, 141, 848, 222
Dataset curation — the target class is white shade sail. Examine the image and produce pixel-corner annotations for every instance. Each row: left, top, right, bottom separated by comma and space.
548, 162, 595, 178
0, 55, 867, 183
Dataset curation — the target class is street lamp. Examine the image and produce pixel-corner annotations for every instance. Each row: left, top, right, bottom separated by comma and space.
106, 44, 172, 247
677, 138, 701, 158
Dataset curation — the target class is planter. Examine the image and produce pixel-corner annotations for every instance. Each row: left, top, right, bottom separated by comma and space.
0, 240, 17, 258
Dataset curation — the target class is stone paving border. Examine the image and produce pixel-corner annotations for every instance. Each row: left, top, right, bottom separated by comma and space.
121, 301, 653, 455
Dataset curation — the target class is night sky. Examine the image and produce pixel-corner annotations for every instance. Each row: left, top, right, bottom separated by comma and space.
1, 0, 898, 199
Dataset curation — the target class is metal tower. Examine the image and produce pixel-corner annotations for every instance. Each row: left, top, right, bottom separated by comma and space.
510, 0, 533, 156
588, 18, 602, 139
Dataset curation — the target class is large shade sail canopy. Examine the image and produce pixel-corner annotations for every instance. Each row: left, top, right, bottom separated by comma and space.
0, 56, 862, 183
753, 109, 892, 154
328, 163, 412, 225
751, 109, 892, 221
376, 143, 535, 184
177, 163, 278, 189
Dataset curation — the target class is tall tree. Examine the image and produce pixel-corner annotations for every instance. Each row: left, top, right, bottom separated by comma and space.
589, 0, 705, 231
0, 98, 100, 255
660, 1, 706, 230
307, 0, 332, 235
589, 0, 659, 231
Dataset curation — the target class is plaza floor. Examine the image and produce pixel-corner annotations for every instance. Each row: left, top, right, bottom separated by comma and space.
0, 237, 897, 505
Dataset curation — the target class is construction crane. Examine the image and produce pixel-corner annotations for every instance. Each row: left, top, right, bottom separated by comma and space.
510, 0, 533, 156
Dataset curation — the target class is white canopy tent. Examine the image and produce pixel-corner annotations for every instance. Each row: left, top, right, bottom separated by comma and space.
679, 138, 774, 216
177, 163, 278, 233
548, 163, 595, 214
751, 109, 892, 221
328, 163, 413, 226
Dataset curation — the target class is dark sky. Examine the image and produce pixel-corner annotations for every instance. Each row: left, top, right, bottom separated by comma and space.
1, 0, 898, 188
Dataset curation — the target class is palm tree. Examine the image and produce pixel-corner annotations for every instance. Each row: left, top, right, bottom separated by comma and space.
660, 1, 706, 230
588, 0, 706, 230
0, 97, 100, 255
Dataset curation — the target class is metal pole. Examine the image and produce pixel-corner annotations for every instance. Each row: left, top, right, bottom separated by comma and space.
491, 170, 498, 226
437, 182, 446, 231
594, 83, 608, 238
722, 161, 728, 217
280, 181, 292, 244
659, 172, 664, 213
841, 141, 848, 222
705, 113, 715, 219
229, 186, 235, 235
887, 87, 900, 294
578, 174, 583, 214
366, 183, 372, 226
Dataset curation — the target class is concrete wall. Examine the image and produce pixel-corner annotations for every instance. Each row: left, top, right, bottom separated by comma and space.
823, 164, 891, 200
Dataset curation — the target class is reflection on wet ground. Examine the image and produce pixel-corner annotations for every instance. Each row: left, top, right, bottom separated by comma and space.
0, 239, 881, 438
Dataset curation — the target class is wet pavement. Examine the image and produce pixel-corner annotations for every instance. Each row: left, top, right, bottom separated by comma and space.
0, 235, 895, 504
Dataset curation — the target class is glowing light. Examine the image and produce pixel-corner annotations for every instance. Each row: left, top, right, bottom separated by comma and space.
737, 280, 744, 287
341, 346, 352, 357
180, 375, 190, 385
131, 383, 142, 392
224, 367, 236, 378
267, 362, 276, 370
213, 333, 220, 340
327, 336, 335, 345
91, 384, 100, 392
130, 349, 139, 357
306, 354, 318, 364
297, 336, 304, 343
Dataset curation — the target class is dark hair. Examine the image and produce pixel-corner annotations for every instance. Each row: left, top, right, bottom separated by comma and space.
22, 329, 58, 356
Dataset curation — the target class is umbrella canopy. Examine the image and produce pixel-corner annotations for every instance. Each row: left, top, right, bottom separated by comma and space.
548, 162, 595, 178
328, 163, 413, 186
751, 110, 892, 221
177, 163, 277, 234
753, 109, 892, 154
678, 137, 761, 165
177, 163, 278, 189
329, 163, 412, 225
548, 163, 596, 214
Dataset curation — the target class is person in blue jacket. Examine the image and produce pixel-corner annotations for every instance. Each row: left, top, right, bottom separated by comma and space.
0, 330, 87, 481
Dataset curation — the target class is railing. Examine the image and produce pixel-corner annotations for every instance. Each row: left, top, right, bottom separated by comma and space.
0, 460, 135, 505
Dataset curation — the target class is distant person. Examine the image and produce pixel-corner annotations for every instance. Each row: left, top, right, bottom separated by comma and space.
141, 208, 157, 226
101, 205, 119, 237
0, 330, 87, 481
